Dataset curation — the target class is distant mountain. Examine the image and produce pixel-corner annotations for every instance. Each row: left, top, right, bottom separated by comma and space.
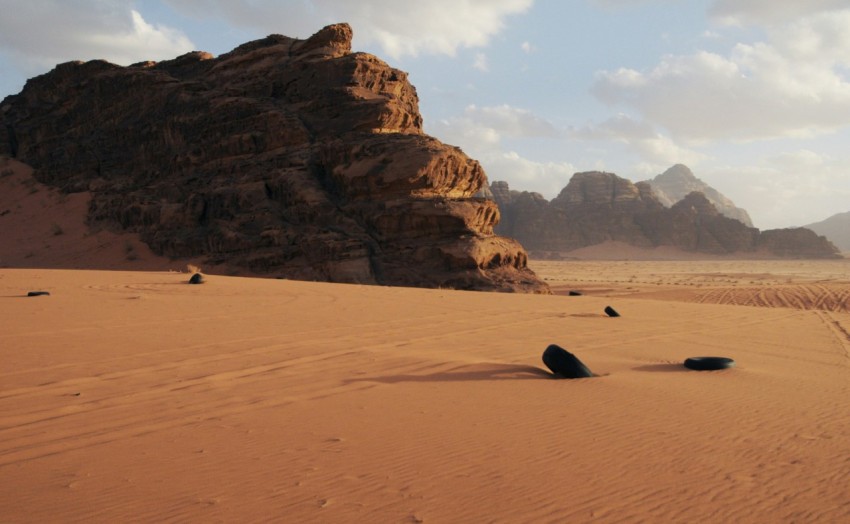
490, 172, 840, 259
805, 212, 850, 252
643, 164, 753, 227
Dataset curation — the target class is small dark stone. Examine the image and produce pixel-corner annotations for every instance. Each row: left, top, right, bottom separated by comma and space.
568, 290, 583, 296
188, 273, 204, 284
604, 305, 620, 317
542, 344, 595, 379
27, 291, 50, 297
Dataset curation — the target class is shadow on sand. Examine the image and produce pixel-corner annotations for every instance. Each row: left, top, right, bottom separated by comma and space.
346, 363, 554, 384
632, 363, 687, 373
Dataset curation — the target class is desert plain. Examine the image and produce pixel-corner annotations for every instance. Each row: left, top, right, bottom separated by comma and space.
2, 149, 850, 523
2, 252, 849, 522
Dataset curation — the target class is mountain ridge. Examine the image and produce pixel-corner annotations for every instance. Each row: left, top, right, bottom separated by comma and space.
490, 171, 840, 259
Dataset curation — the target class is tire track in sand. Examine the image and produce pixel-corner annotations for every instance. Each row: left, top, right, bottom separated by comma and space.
814, 310, 850, 364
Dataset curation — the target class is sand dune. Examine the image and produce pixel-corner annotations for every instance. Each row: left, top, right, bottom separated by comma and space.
2, 263, 849, 522
0, 157, 189, 272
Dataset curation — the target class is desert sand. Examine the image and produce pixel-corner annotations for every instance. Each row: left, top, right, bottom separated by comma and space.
3, 156, 850, 522
2, 256, 849, 523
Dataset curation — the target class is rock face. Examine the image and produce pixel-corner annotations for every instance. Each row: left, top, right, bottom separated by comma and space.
805, 211, 850, 252
0, 24, 548, 293
643, 164, 753, 227
492, 172, 840, 258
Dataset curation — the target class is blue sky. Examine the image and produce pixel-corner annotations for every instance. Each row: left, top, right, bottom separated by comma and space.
1, 0, 849, 229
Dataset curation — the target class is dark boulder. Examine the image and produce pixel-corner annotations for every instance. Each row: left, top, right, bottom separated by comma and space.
542, 344, 595, 379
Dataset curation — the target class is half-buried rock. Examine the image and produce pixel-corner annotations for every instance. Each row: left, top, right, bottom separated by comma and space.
604, 306, 620, 317
568, 291, 583, 296
27, 291, 50, 297
188, 273, 204, 285
542, 344, 595, 379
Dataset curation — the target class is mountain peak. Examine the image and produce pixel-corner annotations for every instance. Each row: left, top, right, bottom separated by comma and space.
643, 165, 753, 227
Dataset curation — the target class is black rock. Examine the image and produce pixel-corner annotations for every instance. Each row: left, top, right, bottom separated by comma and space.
604, 305, 620, 317
542, 344, 595, 379
27, 291, 50, 297
188, 273, 204, 284
568, 290, 583, 296
684, 356, 735, 370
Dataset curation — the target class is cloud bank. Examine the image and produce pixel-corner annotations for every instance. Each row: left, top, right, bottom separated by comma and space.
164, 0, 533, 59
430, 105, 574, 197
0, 1, 194, 75
592, 5, 850, 141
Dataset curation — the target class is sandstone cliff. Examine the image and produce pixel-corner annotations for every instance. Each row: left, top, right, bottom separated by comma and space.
0, 24, 547, 292
492, 172, 840, 258
643, 164, 753, 227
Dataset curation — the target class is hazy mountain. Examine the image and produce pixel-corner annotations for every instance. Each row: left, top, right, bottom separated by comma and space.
491, 173, 840, 259
643, 164, 754, 227
805, 212, 850, 252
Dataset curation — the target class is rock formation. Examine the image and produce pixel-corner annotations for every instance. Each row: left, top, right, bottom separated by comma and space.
492, 172, 840, 258
0, 24, 548, 292
643, 164, 753, 227
805, 211, 850, 252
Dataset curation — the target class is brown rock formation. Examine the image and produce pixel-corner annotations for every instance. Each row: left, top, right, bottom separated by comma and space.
492, 174, 841, 259
0, 24, 548, 292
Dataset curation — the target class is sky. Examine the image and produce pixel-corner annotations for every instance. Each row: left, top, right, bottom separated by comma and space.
1, 0, 849, 229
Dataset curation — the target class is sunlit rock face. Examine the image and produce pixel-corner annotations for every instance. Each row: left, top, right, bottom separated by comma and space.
0, 23, 549, 293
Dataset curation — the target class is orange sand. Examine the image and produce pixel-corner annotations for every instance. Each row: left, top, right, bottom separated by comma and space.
2, 261, 849, 522
2, 155, 850, 521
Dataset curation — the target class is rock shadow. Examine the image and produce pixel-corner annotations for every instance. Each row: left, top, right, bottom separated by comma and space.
632, 363, 686, 373
347, 363, 552, 384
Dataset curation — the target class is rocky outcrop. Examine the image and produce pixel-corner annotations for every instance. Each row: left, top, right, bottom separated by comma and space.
492, 173, 841, 259
643, 164, 753, 227
805, 211, 850, 252
0, 24, 548, 292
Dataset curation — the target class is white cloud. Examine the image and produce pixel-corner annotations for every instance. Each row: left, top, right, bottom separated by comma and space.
462, 104, 560, 138
483, 152, 576, 196
0, 2, 194, 76
572, 114, 706, 170
520, 41, 534, 53
592, 8, 850, 141
429, 105, 573, 197
703, 153, 850, 228
164, 0, 533, 59
709, 0, 849, 25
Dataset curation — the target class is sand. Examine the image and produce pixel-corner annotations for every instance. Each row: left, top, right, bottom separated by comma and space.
3, 155, 850, 521
0, 157, 194, 272
2, 259, 849, 523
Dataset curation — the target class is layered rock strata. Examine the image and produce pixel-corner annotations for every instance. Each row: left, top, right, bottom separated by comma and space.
493, 172, 840, 258
0, 24, 548, 292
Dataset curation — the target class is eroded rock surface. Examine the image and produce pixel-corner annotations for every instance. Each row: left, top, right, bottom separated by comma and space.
492, 173, 840, 259
0, 24, 548, 292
